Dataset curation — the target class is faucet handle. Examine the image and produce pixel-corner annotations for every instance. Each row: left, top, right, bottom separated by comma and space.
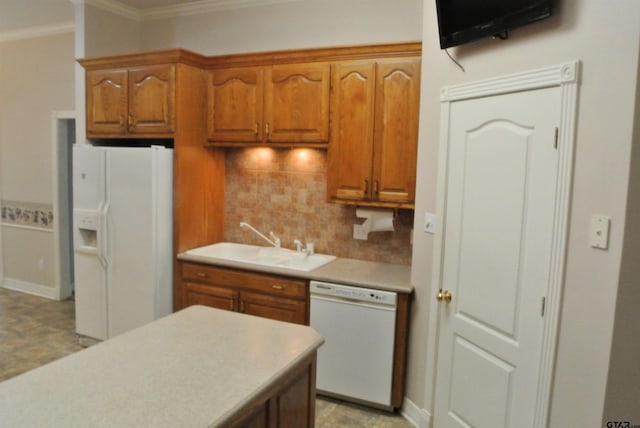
293, 239, 303, 252
269, 231, 281, 248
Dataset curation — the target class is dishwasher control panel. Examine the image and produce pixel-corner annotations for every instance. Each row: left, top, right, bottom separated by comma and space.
310, 281, 397, 306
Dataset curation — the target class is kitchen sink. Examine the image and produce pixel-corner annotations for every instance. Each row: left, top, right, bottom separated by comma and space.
186, 242, 336, 272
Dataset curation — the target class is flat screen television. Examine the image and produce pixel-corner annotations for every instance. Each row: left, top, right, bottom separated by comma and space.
436, 0, 553, 49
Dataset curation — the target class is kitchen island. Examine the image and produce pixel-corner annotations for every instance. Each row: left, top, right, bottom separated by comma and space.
0, 305, 324, 427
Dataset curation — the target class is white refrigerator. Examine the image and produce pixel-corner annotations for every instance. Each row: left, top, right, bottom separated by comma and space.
73, 145, 173, 342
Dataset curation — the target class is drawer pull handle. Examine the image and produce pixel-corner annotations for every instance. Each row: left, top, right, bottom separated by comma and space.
196, 272, 208, 278
272, 284, 285, 290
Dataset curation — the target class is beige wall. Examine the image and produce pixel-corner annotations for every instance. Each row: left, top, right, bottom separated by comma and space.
413, 0, 640, 426
140, 0, 423, 55
0, 33, 75, 202
0, 32, 75, 293
603, 41, 640, 423
82, 4, 142, 58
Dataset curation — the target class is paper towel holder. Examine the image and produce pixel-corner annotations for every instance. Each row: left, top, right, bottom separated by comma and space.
354, 207, 396, 240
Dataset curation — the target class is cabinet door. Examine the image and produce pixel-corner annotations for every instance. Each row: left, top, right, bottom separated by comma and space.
208, 67, 263, 142
240, 292, 307, 325
183, 282, 237, 311
264, 63, 329, 143
86, 69, 128, 135
128, 65, 175, 134
327, 62, 376, 202
372, 59, 420, 203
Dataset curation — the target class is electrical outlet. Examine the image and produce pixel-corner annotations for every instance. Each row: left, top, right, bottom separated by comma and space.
590, 214, 610, 249
353, 224, 368, 240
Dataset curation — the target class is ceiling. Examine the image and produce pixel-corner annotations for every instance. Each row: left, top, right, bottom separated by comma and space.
0, 0, 273, 35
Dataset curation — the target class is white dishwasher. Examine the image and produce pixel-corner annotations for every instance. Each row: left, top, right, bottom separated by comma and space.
309, 280, 397, 410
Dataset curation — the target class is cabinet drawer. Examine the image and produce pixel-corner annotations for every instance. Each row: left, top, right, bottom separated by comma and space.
182, 263, 307, 299
241, 292, 307, 325
183, 281, 237, 311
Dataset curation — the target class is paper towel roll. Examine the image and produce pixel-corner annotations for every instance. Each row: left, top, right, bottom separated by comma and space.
355, 208, 395, 234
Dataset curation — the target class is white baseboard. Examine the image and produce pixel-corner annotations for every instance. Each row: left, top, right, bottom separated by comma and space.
3, 278, 58, 300
401, 397, 432, 428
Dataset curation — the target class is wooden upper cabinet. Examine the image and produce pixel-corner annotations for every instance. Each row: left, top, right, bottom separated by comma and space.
328, 58, 421, 208
207, 63, 329, 146
128, 65, 175, 134
328, 62, 376, 201
86, 69, 129, 134
264, 63, 329, 143
85, 64, 175, 137
207, 67, 263, 142
372, 59, 420, 204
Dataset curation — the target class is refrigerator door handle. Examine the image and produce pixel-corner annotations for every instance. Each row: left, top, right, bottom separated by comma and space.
97, 202, 110, 269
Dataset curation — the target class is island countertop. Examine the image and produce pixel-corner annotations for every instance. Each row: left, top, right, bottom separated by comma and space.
0, 306, 324, 427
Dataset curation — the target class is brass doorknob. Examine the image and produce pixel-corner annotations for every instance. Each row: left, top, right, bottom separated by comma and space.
437, 289, 452, 303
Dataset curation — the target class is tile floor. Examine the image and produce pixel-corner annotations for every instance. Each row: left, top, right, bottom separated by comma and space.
0, 287, 413, 427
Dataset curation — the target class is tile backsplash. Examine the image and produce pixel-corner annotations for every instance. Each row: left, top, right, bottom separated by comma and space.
224, 148, 413, 265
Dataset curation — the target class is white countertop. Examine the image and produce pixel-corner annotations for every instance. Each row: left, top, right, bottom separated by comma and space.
0, 306, 324, 427
178, 253, 413, 294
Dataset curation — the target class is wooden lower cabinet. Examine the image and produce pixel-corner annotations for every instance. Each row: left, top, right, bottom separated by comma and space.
180, 262, 308, 325
241, 291, 307, 325
227, 352, 317, 428
182, 281, 237, 311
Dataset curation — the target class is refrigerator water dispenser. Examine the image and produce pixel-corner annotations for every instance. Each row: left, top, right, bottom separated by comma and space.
74, 209, 100, 254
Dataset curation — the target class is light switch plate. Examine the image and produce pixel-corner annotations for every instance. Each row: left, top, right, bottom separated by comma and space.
424, 212, 436, 234
590, 214, 610, 249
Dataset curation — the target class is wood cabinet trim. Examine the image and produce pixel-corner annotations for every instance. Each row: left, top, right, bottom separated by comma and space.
78, 43, 421, 71
78, 48, 208, 70
206, 41, 422, 68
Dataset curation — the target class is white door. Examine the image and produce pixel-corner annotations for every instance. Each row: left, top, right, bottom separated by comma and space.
434, 87, 561, 427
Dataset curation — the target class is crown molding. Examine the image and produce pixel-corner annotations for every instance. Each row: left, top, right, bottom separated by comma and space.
74, 0, 143, 21
142, 0, 302, 20
74, 0, 303, 21
0, 22, 75, 43
0, 0, 305, 42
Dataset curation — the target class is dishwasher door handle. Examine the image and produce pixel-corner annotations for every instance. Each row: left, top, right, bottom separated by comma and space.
310, 294, 397, 311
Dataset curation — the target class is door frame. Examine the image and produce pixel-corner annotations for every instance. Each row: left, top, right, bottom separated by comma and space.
51, 110, 76, 301
425, 61, 580, 427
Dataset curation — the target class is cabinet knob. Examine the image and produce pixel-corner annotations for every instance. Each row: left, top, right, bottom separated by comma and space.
272, 284, 285, 290
265, 123, 270, 136
196, 272, 208, 278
